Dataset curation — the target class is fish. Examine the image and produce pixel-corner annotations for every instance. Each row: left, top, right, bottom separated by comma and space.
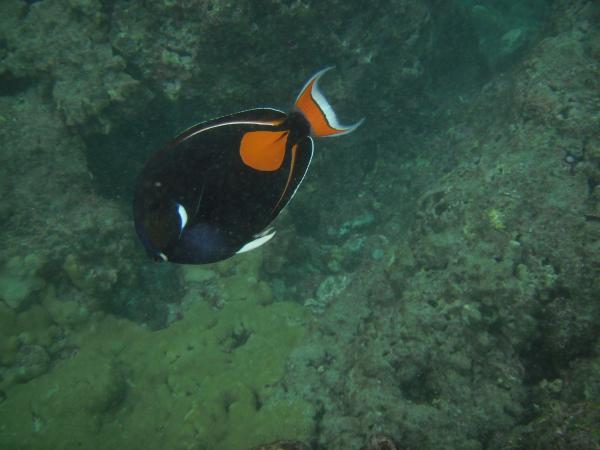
133, 67, 363, 264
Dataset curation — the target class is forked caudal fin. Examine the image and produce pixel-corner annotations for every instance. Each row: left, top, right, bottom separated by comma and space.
294, 67, 364, 138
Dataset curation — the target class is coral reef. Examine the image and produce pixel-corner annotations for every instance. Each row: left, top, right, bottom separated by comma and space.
250, 440, 310, 450
0, 0, 148, 132
457, 0, 548, 68
0, 253, 313, 450
0, 254, 46, 310
267, 1, 600, 449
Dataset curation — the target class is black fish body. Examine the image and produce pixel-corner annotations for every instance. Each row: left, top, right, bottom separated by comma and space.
133, 68, 362, 264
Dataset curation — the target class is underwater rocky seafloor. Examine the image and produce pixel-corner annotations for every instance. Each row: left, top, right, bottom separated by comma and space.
1, 0, 599, 449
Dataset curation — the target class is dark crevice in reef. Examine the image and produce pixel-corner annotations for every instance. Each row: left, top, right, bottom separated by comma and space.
520, 288, 598, 388
520, 336, 560, 386
0, 71, 34, 97
81, 94, 176, 202
310, 402, 326, 450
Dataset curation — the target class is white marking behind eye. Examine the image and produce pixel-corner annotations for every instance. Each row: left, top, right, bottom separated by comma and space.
176, 203, 188, 232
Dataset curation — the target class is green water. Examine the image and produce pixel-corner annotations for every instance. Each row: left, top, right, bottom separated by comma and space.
1, 0, 599, 449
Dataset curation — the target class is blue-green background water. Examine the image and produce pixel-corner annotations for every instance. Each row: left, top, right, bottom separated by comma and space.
1, 0, 599, 449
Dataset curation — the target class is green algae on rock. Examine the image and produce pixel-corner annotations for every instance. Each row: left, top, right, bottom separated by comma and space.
0, 292, 311, 450
0, 254, 46, 311
250, 440, 310, 450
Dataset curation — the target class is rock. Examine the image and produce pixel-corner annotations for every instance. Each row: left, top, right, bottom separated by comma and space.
0, 255, 46, 310
367, 434, 398, 450
249, 441, 310, 450
42, 296, 90, 327
182, 266, 217, 284
15, 345, 49, 383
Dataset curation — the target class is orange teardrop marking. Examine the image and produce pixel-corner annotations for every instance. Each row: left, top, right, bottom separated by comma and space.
240, 130, 289, 171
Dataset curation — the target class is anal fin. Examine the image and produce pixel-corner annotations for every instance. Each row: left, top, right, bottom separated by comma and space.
236, 229, 277, 254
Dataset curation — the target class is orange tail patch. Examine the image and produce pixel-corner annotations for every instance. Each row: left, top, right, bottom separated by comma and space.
295, 67, 364, 138
240, 130, 289, 171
